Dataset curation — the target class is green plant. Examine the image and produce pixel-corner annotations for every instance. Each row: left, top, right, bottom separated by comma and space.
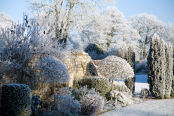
1, 84, 31, 116
164, 44, 173, 99
125, 47, 135, 94
72, 85, 100, 101
78, 76, 110, 97
148, 34, 166, 99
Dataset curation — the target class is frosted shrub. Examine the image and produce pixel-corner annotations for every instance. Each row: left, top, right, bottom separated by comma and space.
98, 56, 134, 92
72, 85, 100, 101
1, 84, 31, 116
0, 20, 66, 86
85, 43, 107, 60
81, 94, 104, 115
98, 56, 134, 80
106, 82, 131, 100
31, 95, 43, 116
78, 76, 110, 97
56, 94, 81, 114
38, 55, 70, 85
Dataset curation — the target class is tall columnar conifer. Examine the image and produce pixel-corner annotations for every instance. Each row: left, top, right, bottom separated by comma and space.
125, 47, 135, 94
148, 34, 166, 99
164, 44, 173, 98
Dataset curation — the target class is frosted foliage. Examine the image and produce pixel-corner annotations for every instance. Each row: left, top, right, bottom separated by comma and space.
165, 43, 173, 98
56, 94, 81, 113
131, 13, 166, 59
0, 20, 66, 81
148, 34, 166, 98
72, 85, 100, 101
39, 55, 70, 84
81, 94, 104, 115
98, 56, 134, 80
0, 12, 15, 29
27, 0, 114, 46
1, 84, 31, 116
80, 7, 140, 51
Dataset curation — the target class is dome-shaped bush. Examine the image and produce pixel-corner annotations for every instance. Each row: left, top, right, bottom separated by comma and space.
81, 94, 104, 115
98, 56, 134, 80
39, 55, 70, 85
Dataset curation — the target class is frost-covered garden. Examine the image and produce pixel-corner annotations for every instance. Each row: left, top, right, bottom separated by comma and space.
0, 0, 174, 116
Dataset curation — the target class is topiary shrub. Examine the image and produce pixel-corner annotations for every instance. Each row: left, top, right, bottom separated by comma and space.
78, 76, 110, 97
86, 61, 98, 76
81, 94, 104, 115
72, 85, 100, 101
56, 94, 81, 115
84, 43, 107, 60
97, 56, 134, 94
39, 55, 70, 85
1, 84, 31, 116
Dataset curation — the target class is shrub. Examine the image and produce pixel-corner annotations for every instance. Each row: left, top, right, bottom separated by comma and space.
85, 43, 107, 60
56, 94, 81, 114
81, 94, 104, 115
98, 56, 134, 92
31, 95, 43, 116
72, 85, 100, 101
105, 82, 131, 100
1, 84, 31, 116
78, 76, 110, 97
38, 55, 70, 85
86, 61, 98, 76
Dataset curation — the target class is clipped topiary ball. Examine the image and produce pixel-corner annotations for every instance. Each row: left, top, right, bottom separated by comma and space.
78, 76, 110, 97
1, 84, 31, 116
39, 55, 70, 85
81, 94, 104, 115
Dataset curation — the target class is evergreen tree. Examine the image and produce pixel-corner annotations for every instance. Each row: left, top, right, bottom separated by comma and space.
125, 47, 135, 94
148, 34, 166, 99
164, 44, 173, 98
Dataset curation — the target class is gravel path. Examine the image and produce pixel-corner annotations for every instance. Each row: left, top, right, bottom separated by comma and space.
100, 99, 174, 116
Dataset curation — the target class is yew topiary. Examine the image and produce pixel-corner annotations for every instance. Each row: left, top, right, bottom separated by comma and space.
78, 76, 110, 97
1, 84, 31, 116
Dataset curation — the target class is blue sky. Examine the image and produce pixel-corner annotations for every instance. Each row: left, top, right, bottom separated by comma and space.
0, 0, 174, 24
